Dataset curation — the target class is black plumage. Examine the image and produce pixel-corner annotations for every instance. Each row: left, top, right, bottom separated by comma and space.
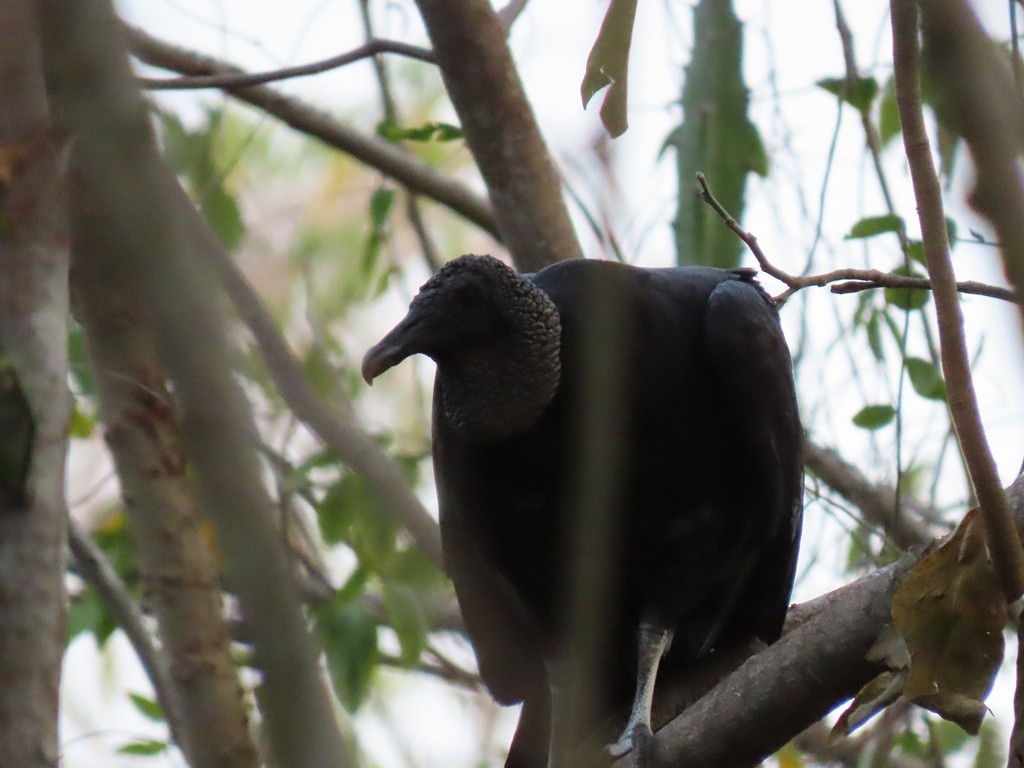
362, 254, 802, 767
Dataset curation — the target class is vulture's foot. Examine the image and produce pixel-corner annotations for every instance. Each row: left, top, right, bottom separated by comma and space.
606, 722, 653, 764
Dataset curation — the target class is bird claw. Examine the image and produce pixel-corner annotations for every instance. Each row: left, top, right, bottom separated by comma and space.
606, 723, 653, 765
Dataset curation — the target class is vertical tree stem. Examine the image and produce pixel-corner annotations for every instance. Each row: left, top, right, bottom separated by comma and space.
890, 0, 1024, 599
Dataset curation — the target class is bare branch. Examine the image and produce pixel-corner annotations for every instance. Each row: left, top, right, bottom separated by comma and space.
892, 0, 1024, 601
123, 23, 501, 241
609, 475, 1024, 767
139, 39, 434, 90
804, 441, 934, 549
67, 519, 183, 746
696, 172, 1016, 305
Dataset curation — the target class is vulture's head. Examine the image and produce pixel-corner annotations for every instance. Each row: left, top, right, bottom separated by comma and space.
362, 254, 562, 440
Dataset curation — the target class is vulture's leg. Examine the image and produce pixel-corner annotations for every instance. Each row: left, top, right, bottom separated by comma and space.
606, 622, 673, 764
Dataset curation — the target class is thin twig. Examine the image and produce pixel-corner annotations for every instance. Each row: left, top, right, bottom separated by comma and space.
138, 39, 434, 90
378, 652, 482, 691
696, 172, 1017, 305
67, 517, 184, 747
358, 0, 442, 272
891, 0, 1024, 601
123, 23, 501, 240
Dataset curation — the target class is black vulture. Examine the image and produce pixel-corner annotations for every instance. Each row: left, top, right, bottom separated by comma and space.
362, 254, 802, 768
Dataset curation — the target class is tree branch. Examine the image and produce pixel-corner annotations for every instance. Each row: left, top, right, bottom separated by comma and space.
697, 172, 1017, 305
67, 518, 184, 747
804, 440, 934, 549
411, 0, 582, 270
609, 473, 1024, 768
917, 0, 1024, 334
139, 39, 434, 90
70, 169, 259, 765
34, 3, 355, 765
178, 190, 444, 569
122, 23, 501, 241
0, 5, 69, 764
891, 0, 1024, 601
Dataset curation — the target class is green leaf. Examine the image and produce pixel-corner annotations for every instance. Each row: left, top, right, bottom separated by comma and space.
383, 582, 428, 667
945, 217, 958, 250
68, 321, 96, 398
128, 692, 164, 723
906, 240, 925, 265
894, 726, 926, 756
846, 213, 905, 240
319, 602, 380, 712
302, 344, 338, 402
931, 717, 970, 754
865, 312, 884, 361
94, 513, 137, 581
853, 404, 896, 430
885, 264, 931, 310
376, 120, 463, 143
879, 75, 901, 146
581, 0, 639, 137
369, 187, 395, 230
68, 586, 105, 642
69, 403, 95, 439
974, 719, 1005, 768
817, 75, 879, 112
118, 739, 167, 757
384, 547, 445, 588
317, 473, 397, 568
905, 357, 946, 401
335, 566, 370, 605
362, 187, 396, 282
200, 185, 245, 252
317, 476, 365, 545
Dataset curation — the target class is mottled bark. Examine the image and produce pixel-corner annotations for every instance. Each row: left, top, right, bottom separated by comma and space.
0, 4, 69, 767
71, 235, 258, 765
32, 2, 353, 766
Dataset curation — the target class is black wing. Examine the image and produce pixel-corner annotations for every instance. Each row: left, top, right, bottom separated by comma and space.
432, 383, 550, 705
701, 273, 803, 644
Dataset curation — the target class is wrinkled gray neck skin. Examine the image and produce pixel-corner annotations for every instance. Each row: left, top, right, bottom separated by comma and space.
439, 279, 562, 444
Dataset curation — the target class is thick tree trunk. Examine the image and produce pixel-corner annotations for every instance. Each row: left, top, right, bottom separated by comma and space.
71, 241, 260, 766
32, 2, 354, 766
0, 4, 69, 767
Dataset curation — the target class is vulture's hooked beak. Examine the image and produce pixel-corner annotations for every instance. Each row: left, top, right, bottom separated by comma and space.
361, 312, 423, 385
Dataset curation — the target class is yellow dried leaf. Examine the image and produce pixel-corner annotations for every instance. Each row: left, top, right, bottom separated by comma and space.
832, 669, 905, 738
891, 508, 1006, 734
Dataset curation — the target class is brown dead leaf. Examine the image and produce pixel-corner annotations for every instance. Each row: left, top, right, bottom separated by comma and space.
580, 0, 638, 138
891, 508, 1006, 734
